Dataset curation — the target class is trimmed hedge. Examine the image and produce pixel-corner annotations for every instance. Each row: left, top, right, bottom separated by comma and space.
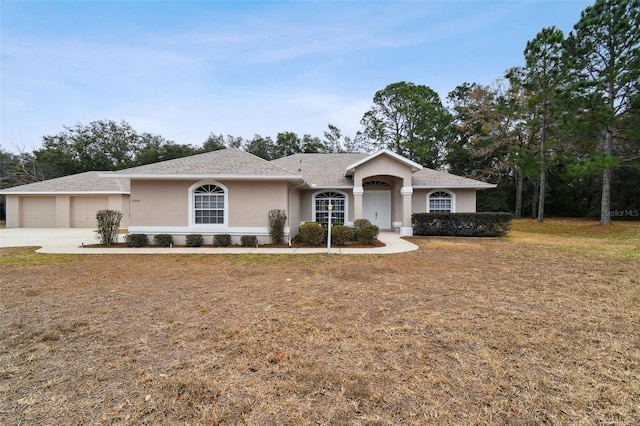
241, 235, 258, 247
412, 212, 513, 237
331, 225, 355, 246
214, 234, 232, 247
356, 224, 379, 245
298, 222, 325, 245
185, 234, 204, 247
153, 234, 173, 247
124, 234, 148, 247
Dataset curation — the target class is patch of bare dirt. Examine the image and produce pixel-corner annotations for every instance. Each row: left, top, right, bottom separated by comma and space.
1, 225, 639, 425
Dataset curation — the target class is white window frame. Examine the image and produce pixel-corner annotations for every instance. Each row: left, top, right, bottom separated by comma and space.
312, 190, 348, 224
188, 181, 228, 227
427, 190, 455, 213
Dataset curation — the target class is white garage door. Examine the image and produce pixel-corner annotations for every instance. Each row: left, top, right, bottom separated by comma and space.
21, 197, 56, 227
71, 196, 109, 228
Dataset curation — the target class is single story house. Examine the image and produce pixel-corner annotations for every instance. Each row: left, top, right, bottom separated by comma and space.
1, 149, 495, 243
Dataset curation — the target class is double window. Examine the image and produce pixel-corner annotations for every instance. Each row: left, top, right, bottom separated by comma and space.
193, 184, 225, 224
314, 191, 346, 224
428, 191, 453, 213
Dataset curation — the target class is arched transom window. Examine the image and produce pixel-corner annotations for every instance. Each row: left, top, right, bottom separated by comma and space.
194, 184, 225, 224
363, 179, 390, 188
428, 191, 453, 213
314, 191, 346, 224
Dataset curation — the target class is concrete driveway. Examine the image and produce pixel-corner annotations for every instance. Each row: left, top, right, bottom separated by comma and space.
0, 228, 98, 249
0, 228, 418, 254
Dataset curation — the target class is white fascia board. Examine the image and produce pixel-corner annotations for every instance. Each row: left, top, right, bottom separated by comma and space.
100, 173, 304, 181
308, 185, 354, 190
0, 190, 130, 195
345, 149, 423, 175
412, 183, 497, 189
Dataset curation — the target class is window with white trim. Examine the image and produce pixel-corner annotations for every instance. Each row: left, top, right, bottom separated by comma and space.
314, 192, 346, 224
194, 184, 225, 224
428, 191, 453, 213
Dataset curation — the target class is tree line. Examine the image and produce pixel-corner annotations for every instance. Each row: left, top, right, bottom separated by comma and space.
1, 0, 638, 223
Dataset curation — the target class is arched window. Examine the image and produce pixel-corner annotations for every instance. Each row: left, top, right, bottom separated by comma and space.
428, 191, 453, 213
192, 184, 226, 224
314, 191, 346, 224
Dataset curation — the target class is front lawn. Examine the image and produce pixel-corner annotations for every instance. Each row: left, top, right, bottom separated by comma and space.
1, 219, 638, 425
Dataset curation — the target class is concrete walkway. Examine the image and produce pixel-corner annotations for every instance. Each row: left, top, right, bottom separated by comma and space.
0, 228, 418, 255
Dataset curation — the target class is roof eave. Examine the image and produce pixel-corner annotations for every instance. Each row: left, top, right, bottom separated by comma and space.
0, 190, 130, 195
100, 173, 305, 181
412, 184, 497, 189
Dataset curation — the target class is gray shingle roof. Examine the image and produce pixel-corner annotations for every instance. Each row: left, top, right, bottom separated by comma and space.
411, 168, 495, 188
0, 171, 130, 193
112, 148, 298, 177
272, 152, 494, 188
0, 150, 494, 194
271, 153, 368, 187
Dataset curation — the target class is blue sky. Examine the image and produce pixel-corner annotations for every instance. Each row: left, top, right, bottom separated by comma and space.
1, 0, 592, 153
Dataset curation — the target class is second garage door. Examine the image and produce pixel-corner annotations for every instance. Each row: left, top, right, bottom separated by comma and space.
71, 196, 109, 228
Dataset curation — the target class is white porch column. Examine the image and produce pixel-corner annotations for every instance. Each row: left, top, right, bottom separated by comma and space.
400, 186, 413, 236
353, 186, 364, 221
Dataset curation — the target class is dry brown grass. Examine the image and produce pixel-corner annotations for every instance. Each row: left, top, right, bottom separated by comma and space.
1, 219, 639, 425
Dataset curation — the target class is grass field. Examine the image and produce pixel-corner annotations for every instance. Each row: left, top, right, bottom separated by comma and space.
1, 219, 639, 425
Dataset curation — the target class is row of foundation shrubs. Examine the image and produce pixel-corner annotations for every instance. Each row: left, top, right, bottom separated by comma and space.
296, 219, 379, 246
123, 233, 260, 248
412, 212, 513, 237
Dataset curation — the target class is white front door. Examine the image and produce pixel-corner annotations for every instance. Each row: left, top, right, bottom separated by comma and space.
362, 190, 391, 229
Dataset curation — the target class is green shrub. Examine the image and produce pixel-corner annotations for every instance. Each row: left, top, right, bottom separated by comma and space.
353, 218, 371, 229
213, 234, 232, 247
268, 209, 287, 246
153, 234, 173, 247
412, 212, 513, 237
185, 234, 204, 247
356, 224, 379, 245
331, 225, 355, 246
95, 209, 123, 246
124, 234, 148, 247
298, 222, 325, 246
241, 235, 258, 247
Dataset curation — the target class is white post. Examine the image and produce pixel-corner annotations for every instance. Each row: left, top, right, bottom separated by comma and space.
327, 203, 333, 254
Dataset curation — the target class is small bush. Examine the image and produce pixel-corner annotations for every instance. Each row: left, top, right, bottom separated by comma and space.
214, 234, 232, 247
153, 234, 173, 247
95, 209, 123, 247
412, 212, 513, 237
298, 222, 325, 246
241, 235, 258, 247
124, 234, 148, 247
356, 224, 379, 245
331, 225, 355, 246
268, 209, 287, 246
353, 218, 371, 229
185, 234, 204, 247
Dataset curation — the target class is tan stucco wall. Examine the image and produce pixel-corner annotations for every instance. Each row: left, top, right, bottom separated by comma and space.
110, 194, 130, 228
353, 155, 413, 187
226, 181, 288, 227
5, 195, 19, 228
412, 188, 477, 213
454, 188, 477, 212
129, 179, 289, 229
130, 180, 189, 227
288, 187, 301, 239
